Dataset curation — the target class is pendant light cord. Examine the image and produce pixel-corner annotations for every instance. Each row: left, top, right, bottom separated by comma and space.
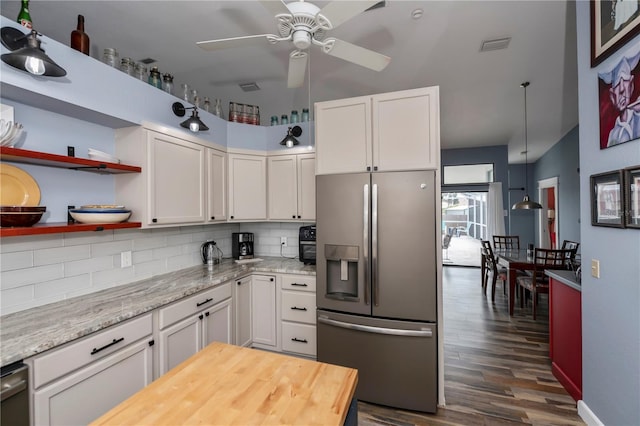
522, 81, 530, 190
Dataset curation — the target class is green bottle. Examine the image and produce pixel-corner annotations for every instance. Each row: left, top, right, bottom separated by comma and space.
17, 0, 32, 29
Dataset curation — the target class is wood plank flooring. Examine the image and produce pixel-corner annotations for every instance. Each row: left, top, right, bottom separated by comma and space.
357, 266, 584, 425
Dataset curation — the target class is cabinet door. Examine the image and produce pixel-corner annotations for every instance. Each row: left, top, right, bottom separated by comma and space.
228, 154, 267, 220
315, 96, 371, 175
234, 276, 252, 347
251, 275, 277, 347
372, 87, 439, 171
202, 298, 233, 346
297, 154, 316, 220
207, 148, 227, 222
147, 130, 206, 224
33, 339, 153, 426
157, 314, 202, 375
268, 155, 298, 220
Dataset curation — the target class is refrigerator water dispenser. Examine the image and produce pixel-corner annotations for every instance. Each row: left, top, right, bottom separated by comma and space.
325, 245, 359, 300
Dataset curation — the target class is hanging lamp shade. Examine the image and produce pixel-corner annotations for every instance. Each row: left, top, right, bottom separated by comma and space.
512, 82, 542, 210
172, 102, 209, 132
1, 27, 66, 77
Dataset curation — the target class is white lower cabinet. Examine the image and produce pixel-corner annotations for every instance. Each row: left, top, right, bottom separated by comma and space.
30, 314, 154, 426
234, 275, 252, 347
252, 275, 277, 348
279, 275, 317, 357
157, 283, 232, 375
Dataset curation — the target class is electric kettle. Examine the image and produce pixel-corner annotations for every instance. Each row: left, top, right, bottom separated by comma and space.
201, 241, 221, 265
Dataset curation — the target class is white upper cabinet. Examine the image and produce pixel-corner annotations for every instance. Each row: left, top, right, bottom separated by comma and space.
315, 87, 440, 174
268, 153, 315, 221
207, 148, 227, 222
228, 153, 267, 221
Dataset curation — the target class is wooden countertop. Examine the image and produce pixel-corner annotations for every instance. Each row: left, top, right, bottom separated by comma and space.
90, 342, 358, 426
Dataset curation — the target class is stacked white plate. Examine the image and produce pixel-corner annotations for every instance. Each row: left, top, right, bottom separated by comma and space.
69, 205, 131, 224
0, 119, 23, 147
88, 148, 120, 164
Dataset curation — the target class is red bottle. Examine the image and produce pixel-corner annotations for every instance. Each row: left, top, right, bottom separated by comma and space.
71, 14, 90, 55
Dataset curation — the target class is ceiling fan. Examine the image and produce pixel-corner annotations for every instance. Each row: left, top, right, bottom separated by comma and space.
196, 0, 391, 88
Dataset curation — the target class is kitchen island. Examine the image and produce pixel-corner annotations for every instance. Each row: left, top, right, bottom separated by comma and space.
90, 341, 358, 426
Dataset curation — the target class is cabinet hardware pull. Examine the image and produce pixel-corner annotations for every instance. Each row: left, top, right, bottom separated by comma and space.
230, 215, 234, 219
270, 277, 274, 282
205, 312, 210, 317
291, 283, 307, 287
291, 306, 307, 311
90, 337, 124, 355
292, 215, 296, 219
197, 297, 213, 307
199, 314, 204, 320
148, 340, 155, 347
211, 216, 215, 220
237, 281, 241, 285
297, 215, 301, 219
291, 337, 308, 343
152, 218, 158, 223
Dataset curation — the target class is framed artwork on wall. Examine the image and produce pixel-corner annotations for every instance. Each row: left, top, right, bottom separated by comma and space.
592, 0, 640, 67
591, 170, 625, 228
624, 165, 640, 228
597, 42, 640, 149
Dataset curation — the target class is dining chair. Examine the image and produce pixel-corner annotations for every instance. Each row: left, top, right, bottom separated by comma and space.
480, 240, 507, 301
561, 240, 580, 267
516, 248, 572, 319
492, 235, 520, 251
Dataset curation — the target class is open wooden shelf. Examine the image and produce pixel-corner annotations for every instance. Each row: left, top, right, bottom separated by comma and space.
0, 147, 141, 173
0, 221, 142, 237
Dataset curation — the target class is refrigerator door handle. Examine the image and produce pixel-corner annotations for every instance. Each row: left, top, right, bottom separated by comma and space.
372, 183, 379, 306
363, 183, 370, 305
318, 316, 433, 338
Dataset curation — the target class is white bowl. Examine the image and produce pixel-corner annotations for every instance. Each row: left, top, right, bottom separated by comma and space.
69, 210, 131, 224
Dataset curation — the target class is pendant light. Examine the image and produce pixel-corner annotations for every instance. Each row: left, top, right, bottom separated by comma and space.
512, 81, 542, 210
1, 27, 66, 77
172, 102, 209, 132
280, 125, 302, 148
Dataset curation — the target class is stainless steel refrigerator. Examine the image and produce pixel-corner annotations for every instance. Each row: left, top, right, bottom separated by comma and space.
316, 171, 438, 413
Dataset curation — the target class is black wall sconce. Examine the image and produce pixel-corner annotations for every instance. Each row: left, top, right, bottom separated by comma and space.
1, 27, 66, 77
172, 102, 209, 132
280, 125, 302, 148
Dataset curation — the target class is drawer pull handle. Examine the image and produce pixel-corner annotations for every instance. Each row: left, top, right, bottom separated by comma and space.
91, 337, 124, 355
197, 298, 213, 307
291, 283, 308, 287
291, 306, 307, 311
291, 337, 308, 343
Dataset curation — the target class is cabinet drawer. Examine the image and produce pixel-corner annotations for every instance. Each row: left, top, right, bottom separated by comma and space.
159, 283, 232, 329
281, 275, 316, 292
281, 291, 316, 324
282, 323, 316, 357
33, 313, 152, 389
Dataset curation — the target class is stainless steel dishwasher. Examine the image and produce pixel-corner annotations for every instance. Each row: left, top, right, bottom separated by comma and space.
1, 362, 30, 426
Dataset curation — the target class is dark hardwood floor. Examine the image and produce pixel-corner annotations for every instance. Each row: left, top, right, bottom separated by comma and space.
358, 266, 585, 425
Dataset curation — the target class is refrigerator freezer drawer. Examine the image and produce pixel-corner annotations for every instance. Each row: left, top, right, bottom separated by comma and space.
317, 310, 437, 413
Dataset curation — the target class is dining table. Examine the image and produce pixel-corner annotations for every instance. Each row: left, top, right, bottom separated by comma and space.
495, 249, 535, 316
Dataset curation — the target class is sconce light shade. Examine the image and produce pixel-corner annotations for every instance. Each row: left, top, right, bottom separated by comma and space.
1, 27, 66, 77
280, 125, 302, 148
172, 102, 209, 132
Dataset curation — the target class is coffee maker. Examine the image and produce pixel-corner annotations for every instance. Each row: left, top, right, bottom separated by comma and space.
232, 232, 254, 260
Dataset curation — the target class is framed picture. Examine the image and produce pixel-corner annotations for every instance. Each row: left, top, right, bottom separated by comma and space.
624, 165, 640, 228
591, 170, 625, 227
592, 0, 640, 67
597, 43, 640, 149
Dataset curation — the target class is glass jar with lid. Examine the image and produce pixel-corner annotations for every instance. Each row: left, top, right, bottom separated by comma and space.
148, 66, 162, 89
270, 115, 279, 126
203, 97, 211, 113
120, 57, 134, 75
290, 109, 299, 123
301, 108, 309, 122
133, 63, 147, 81
229, 102, 238, 122
281, 114, 289, 125
102, 48, 118, 68
162, 73, 174, 95
213, 99, 223, 118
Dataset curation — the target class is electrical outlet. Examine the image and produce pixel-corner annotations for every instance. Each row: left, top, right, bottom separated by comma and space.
121, 251, 132, 268
591, 259, 600, 278
281, 237, 287, 247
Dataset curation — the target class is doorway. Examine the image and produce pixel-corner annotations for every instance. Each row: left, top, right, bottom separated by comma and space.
537, 177, 558, 249
441, 191, 487, 267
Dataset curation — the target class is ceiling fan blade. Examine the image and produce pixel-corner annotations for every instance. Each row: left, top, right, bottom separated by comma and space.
317, 0, 381, 29
197, 34, 275, 51
288, 50, 308, 88
323, 38, 390, 71
259, 0, 292, 17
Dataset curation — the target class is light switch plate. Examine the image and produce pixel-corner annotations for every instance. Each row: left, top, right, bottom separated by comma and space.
121, 251, 133, 268
591, 259, 600, 278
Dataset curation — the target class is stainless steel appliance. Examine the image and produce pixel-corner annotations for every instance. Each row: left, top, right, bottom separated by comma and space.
316, 171, 438, 413
299, 225, 316, 265
201, 240, 222, 265
232, 232, 254, 259
1, 362, 29, 426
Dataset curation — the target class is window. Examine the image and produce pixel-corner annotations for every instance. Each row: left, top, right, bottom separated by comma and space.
443, 164, 494, 185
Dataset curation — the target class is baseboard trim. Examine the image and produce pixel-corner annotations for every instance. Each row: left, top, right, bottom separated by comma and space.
578, 400, 604, 426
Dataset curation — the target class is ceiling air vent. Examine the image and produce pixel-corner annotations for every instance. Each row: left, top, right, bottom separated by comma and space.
480, 37, 511, 52
138, 58, 157, 64
239, 82, 261, 92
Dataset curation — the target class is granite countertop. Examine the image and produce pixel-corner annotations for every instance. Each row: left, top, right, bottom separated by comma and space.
545, 269, 581, 292
0, 257, 315, 367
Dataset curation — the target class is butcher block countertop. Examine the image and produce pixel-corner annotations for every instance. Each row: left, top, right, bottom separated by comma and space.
90, 342, 358, 426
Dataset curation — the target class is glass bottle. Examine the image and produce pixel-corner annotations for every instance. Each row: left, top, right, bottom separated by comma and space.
148, 66, 162, 89
180, 83, 190, 102
17, 0, 32, 29
162, 73, 174, 95
134, 63, 147, 81
270, 115, 279, 126
301, 108, 309, 122
120, 57, 134, 75
70, 14, 90, 55
213, 99, 223, 118
229, 102, 238, 122
190, 89, 199, 105
102, 48, 118, 68
290, 110, 299, 123
281, 114, 289, 125
203, 97, 211, 113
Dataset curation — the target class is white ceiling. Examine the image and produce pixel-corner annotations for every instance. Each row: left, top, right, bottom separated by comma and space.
0, 1, 578, 163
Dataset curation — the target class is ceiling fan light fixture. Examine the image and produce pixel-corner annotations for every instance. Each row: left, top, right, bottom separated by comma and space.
280, 125, 302, 148
1, 27, 66, 77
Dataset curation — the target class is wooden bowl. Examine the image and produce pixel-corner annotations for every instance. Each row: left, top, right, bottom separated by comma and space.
0, 211, 44, 227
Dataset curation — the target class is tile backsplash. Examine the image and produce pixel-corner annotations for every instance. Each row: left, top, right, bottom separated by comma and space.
0, 222, 311, 315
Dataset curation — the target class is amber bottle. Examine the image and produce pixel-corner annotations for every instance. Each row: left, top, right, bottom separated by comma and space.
71, 14, 90, 55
